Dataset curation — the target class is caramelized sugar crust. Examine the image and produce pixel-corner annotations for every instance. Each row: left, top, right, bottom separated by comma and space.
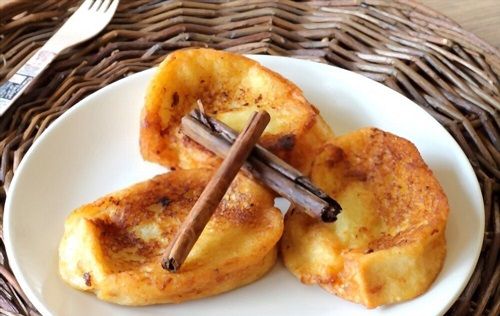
59, 169, 283, 305
281, 128, 449, 308
140, 48, 333, 174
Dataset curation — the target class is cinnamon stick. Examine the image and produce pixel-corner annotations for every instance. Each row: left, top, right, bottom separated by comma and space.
162, 111, 270, 272
192, 109, 336, 202
182, 112, 341, 222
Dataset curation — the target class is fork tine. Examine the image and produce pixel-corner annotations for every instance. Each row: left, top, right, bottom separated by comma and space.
94, 0, 106, 11
106, 0, 119, 13
99, 0, 111, 12
88, 0, 99, 10
90, 0, 102, 11
76, 0, 94, 11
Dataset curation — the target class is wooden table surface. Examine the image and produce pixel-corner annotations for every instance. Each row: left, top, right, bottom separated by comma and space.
420, 0, 500, 48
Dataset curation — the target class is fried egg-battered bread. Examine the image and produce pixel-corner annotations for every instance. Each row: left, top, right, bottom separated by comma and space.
281, 128, 449, 308
140, 48, 333, 174
59, 169, 283, 305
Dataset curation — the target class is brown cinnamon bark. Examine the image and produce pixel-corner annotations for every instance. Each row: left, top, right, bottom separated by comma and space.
161, 111, 270, 272
182, 113, 341, 222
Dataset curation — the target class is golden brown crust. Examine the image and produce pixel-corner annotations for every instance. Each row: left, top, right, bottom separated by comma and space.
140, 48, 333, 174
281, 127, 449, 308
59, 169, 283, 305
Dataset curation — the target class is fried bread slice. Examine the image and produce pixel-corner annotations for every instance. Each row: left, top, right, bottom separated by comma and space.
59, 169, 283, 305
140, 48, 333, 174
281, 128, 448, 308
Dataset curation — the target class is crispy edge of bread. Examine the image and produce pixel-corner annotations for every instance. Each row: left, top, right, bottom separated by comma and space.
281, 127, 449, 308
59, 169, 284, 305
140, 48, 333, 174
282, 209, 446, 308
93, 248, 278, 305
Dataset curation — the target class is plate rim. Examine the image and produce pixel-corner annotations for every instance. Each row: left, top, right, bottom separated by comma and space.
3, 55, 484, 316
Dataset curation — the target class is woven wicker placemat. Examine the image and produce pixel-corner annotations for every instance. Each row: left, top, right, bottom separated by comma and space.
0, 0, 498, 315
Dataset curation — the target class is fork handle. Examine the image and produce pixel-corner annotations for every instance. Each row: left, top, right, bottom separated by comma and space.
0, 47, 58, 116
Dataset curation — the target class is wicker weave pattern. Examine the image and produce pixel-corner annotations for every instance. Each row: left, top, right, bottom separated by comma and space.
0, 1, 498, 315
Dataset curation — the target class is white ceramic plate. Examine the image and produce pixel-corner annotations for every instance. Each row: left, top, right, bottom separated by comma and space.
4, 56, 484, 316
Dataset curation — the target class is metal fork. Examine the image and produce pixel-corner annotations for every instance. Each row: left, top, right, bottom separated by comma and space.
0, 0, 119, 116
